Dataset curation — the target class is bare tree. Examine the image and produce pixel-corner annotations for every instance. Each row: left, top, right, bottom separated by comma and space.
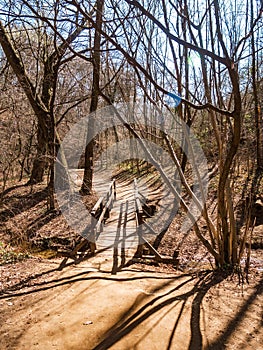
80, 0, 104, 195
0, 0, 93, 207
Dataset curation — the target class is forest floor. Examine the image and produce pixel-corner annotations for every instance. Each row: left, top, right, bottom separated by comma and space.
0, 254, 262, 350
0, 170, 263, 349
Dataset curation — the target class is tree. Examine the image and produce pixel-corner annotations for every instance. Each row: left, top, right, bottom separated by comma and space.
80, 0, 104, 194
0, 0, 92, 207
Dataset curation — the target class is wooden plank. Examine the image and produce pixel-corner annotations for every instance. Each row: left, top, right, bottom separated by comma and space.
91, 196, 104, 217
134, 178, 146, 256
131, 256, 179, 265
135, 197, 142, 213
112, 178, 116, 200
159, 257, 179, 265
134, 178, 143, 226
106, 178, 116, 202
142, 221, 158, 235
95, 194, 113, 233
93, 178, 117, 237
140, 236, 162, 260
58, 238, 92, 269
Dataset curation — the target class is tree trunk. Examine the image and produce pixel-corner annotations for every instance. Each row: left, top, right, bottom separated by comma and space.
251, 0, 263, 170
28, 123, 48, 184
81, 0, 103, 194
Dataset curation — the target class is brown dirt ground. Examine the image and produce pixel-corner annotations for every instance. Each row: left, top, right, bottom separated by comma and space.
0, 252, 262, 350
0, 180, 263, 350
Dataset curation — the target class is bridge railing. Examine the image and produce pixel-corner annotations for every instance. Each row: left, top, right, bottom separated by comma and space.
133, 178, 173, 262
91, 178, 116, 247
134, 178, 143, 226
134, 179, 145, 256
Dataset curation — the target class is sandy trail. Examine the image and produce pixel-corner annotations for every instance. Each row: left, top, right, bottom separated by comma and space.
0, 255, 262, 350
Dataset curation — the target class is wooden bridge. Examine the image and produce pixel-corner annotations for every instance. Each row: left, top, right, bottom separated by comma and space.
59, 173, 178, 270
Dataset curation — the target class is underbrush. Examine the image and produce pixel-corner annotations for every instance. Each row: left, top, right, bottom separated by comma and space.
0, 241, 30, 265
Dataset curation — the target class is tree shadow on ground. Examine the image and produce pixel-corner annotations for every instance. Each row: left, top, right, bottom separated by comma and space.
92, 271, 225, 350
1, 263, 262, 350
26, 210, 62, 239
1, 183, 27, 197
92, 272, 262, 350
0, 183, 80, 250
0, 256, 181, 298
0, 186, 48, 223
0, 265, 190, 349
204, 275, 263, 350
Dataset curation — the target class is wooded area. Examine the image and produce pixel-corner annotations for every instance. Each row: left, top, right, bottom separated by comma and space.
0, 0, 263, 271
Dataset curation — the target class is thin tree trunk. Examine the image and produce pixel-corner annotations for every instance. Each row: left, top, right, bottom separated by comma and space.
28, 123, 48, 184
251, 0, 263, 170
81, 0, 104, 194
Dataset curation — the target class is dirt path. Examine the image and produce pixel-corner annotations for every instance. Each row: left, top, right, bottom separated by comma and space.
1, 172, 262, 349
0, 255, 262, 350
